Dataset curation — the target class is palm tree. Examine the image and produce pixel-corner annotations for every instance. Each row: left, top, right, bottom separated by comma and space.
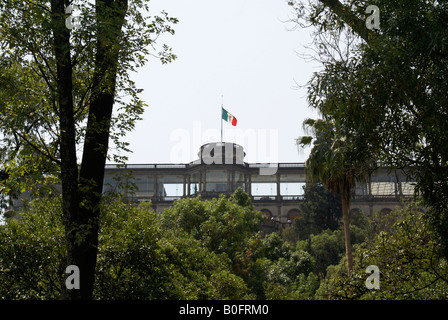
297, 118, 369, 276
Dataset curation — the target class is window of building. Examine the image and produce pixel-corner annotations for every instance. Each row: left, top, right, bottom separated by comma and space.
287, 209, 300, 221
251, 182, 276, 196
371, 182, 396, 196
189, 172, 200, 195
206, 170, 228, 192
190, 183, 199, 195
260, 209, 272, 221
158, 175, 184, 199
280, 182, 305, 196
103, 175, 126, 195
401, 182, 415, 196
133, 176, 155, 196
234, 172, 245, 191
163, 183, 183, 198
354, 183, 369, 196
349, 208, 362, 221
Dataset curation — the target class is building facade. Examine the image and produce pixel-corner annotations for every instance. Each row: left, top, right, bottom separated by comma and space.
104, 142, 416, 227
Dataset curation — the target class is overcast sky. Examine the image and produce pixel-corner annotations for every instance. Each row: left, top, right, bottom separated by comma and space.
117, 0, 321, 165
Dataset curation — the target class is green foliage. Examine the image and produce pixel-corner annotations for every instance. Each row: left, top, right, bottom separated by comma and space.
1, 3, 179, 298
297, 116, 374, 275
294, 209, 370, 277
242, 232, 316, 299
255, 232, 294, 261
297, 118, 373, 201
158, 188, 264, 263
0, 188, 322, 300
281, 182, 342, 244
94, 199, 169, 299
0, 0, 178, 198
320, 203, 448, 299
291, 0, 448, 259
0, 193, 254, 299
0, 197, 65, 299
3, 185, 446, 300
303, 229, 345, 277
300, 183, 342, 232
157, 190, 322, 300
96, 203, 252, 299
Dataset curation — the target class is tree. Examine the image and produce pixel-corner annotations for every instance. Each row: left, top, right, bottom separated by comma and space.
0, 197, 66, 299
0, 0, 177, 299
244, 232, 315, 299
299, 182, 342, 237
158, 188, 265, 266
281, 182, 342, 245
323, 203, 448, 300
297, 118, 373, 275
0, 196, 253, 299
288, 0, 448, 260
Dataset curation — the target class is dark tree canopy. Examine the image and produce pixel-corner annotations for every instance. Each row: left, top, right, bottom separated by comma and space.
0, 0, 177, 299
290, 0, 448, 259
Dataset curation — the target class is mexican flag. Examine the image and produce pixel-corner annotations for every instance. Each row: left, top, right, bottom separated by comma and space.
222, 107, 237, 126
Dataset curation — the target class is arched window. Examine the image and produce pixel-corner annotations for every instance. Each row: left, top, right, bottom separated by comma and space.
349, 208, 360, 219
260, 209, 272, 221
349, 208, 365, 224
287, 209, 300, 221
380, 208, 392, 215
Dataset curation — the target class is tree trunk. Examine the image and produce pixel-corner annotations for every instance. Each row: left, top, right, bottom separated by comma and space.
75, 94, 115, 299
50, 0, 128, 299
68, 0, 128, 299
341, 193, 353, 276
50, 0, 85, 300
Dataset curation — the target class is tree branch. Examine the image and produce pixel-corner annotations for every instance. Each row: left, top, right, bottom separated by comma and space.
317, 0, 372, 43
14, 129, 61, 165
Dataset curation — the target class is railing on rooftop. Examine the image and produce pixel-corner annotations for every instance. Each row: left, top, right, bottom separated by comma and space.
105, 163, 188, 169
127, 193, 408, 203
105, 162, 306, 170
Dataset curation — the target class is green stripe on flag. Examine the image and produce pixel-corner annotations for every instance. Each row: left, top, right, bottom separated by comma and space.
222, 107, 237, 126
222, 108, 229, 121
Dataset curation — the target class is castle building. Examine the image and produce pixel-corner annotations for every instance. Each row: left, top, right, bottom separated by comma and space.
104, 142, 416, 228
